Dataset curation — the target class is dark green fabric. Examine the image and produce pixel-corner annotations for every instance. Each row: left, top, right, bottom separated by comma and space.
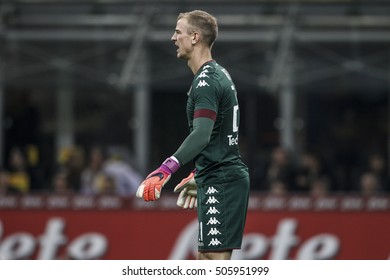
173, 117, 214, 166
184, 60, 249, 185
197, 176, 250, 251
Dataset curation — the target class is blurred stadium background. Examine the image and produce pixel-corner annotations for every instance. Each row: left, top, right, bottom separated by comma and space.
0, 0, 390, 260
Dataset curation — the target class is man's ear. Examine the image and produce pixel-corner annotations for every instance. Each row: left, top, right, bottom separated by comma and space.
192, 32, 200, 45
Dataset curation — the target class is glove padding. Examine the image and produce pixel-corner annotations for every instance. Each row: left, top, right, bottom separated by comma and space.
136, 167, 171, 201
174, 170, 197, 210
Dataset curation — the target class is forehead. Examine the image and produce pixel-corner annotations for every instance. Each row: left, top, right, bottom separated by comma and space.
175, 18, 189, 31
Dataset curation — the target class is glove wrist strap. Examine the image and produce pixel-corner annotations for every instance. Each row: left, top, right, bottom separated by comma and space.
161, 156, 180, 174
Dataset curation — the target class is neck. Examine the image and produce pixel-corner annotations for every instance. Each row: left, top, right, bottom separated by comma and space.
187, 47, 213, 75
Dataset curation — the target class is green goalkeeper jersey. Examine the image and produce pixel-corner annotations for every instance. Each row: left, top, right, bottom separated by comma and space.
186, 60, 249, 186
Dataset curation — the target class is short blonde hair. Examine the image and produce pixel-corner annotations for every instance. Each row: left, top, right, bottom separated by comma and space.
177, 10, 218, 48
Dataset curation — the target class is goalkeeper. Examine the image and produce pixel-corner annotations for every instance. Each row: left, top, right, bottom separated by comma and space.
136, 10, 250, 260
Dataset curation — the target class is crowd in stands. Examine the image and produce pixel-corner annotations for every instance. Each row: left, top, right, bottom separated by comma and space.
0, 144, 389, 196
0, 145, 143, 197
260, 146, 389, 196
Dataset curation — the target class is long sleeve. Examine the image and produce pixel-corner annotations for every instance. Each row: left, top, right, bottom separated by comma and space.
173, 117, 214, 166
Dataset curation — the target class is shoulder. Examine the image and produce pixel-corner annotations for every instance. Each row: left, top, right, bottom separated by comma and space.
195, 61, 230, 84
193, 64, 217, 90
200, 62, 233, 86
214, 62, 233, 83
194, 63, 216, 81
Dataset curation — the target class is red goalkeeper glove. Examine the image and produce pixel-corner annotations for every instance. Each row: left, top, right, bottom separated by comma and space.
136, 156, 180, 201
174, 169, 197, 210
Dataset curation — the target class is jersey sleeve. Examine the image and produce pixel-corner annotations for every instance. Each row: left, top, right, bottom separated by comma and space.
192, 75, 219, 118
173, 117, 215, 166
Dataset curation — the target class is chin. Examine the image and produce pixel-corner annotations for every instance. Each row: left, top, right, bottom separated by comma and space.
177, 52, 189, 60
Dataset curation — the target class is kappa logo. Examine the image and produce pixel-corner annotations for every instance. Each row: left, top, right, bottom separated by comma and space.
206, 217, 221, 225
205, 186, 218, 195
208, 238, 222, 246
206, 207, 220, 215
203, 65, 212, 70
205, 196, 219, 204
197, 71, 209, 79
196, 80, 210, 88
207, 228, 222, 236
